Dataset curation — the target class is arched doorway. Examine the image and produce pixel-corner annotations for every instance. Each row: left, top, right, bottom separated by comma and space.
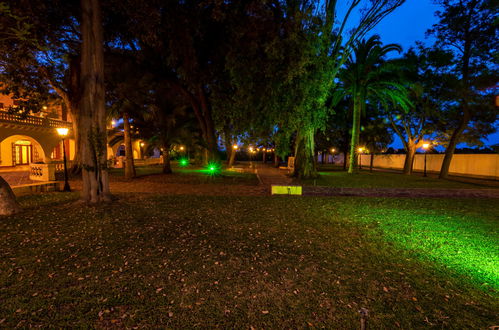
0, 135, 46, 167
13, 140, 34, 165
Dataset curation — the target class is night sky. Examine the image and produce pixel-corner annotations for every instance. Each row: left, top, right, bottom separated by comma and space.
356, 0, 498, 149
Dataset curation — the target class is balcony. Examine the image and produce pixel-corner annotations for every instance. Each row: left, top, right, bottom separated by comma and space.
0, 111, 72, 129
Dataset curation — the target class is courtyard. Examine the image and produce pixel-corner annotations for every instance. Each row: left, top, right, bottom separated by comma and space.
1, 165, 498, 328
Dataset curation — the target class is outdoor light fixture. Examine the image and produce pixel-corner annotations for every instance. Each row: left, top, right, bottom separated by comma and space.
331, 148, 336, 153
180, 146, 185, 151
140, 142, 145, 147
179, 158, 189, 167
42, 105, 48, 110
358, 147, 365, 170
205, 162, 221, 176
56, 127, 69, 137
233, 144, 238, 150
111, 119, 116, 127
56, 127, 71, 192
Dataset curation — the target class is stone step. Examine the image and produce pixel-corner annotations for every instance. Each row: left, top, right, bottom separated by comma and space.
12, 181, 64, 196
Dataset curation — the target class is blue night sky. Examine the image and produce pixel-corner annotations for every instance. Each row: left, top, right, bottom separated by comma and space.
350, 0, 499, 149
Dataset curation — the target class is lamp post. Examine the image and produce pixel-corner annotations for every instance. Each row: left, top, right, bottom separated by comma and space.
422, 143, 430, 177
56, 127, 71, 192
329, 148, 336, 164
358, 147, 364, 170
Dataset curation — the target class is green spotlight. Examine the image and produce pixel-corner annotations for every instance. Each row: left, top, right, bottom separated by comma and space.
205, 162, 221, 176
179, 158, 189, 167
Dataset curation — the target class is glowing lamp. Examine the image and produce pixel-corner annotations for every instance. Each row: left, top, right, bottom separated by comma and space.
358, 147, 364, 153
205, 162, 221, 176
422, 143, 430, 149
140, 142, 145, 147
56, 127, 69, 137
233, 144, 238, 150
180, 146, 185, 151
56, 127, 71, 192
179, 158, 189, 167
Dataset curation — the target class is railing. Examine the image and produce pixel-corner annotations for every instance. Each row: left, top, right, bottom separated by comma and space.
0, 111, 72, 129
51, 160, 74, 172
29, 163, 56, 181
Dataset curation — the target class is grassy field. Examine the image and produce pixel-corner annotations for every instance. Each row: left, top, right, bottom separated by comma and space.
107, 165, 259, 186
302, 166, 498, 189
1, 193, 497, 328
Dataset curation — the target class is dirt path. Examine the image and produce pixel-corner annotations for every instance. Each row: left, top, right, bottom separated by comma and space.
253, 163, 294, 186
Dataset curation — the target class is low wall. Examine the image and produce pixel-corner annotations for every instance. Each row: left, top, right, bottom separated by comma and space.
358, 154, 499, 179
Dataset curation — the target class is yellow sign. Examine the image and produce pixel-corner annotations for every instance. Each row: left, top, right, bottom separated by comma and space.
271, 185, 302, 195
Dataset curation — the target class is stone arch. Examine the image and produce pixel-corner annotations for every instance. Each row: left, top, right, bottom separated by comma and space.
0, 134, 48, 166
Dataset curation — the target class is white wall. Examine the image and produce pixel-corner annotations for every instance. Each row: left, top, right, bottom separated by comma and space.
358, 154, 499, 179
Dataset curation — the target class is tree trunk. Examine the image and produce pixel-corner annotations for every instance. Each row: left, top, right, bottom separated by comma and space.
348, 95, 362, 174
228, 147, 236, 167
225, 131, 232, 165
293, 127, 317, 179
262, 149, 267, 164
439, 109, 470, 179
197, 85, 219, 163
403, 143, 417, 175
123, 112, 136, 180
274, 153, 279, 167
0, 176, 21, 215
369, 153, 374, 173
162, 148, 172, 174
79, 0, 110, 203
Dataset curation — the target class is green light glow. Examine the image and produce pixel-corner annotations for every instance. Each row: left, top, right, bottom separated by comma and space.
179, 158, 189, 167
354, 205, 499, 289
205, 162, 221, 176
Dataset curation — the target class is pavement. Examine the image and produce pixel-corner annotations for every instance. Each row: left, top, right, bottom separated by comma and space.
252, 162, 294, 186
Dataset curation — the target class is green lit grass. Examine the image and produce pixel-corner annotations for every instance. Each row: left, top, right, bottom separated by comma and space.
339, 198, 499, 290
302, 168, 498, 189
1, 194, 497, 327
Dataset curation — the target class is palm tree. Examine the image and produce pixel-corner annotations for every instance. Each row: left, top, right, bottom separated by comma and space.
337, 35, 411, 174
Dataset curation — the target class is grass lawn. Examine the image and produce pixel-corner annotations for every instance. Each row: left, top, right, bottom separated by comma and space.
1, 193, 497, 327
107, 165, 259, 186
302, 166, 498, 189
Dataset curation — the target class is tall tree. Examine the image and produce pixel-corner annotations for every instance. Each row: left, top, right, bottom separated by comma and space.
0, 0, 84, 172
336, 35, 410, 173
289, 0, 406, 178
427, 0, 498, 178
387, 48, 438, 174
79, 0, 110, 202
